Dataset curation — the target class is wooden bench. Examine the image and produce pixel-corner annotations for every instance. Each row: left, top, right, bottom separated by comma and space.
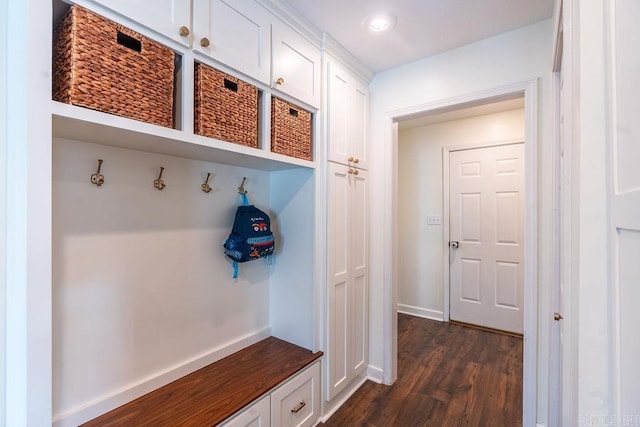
82, 337, 323, 426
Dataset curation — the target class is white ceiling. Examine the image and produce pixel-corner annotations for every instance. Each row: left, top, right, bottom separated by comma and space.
281, 0, 555, 73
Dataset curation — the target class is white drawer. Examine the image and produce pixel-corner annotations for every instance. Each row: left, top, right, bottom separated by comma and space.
270, 362, 320, 427
221, 395, 271, 427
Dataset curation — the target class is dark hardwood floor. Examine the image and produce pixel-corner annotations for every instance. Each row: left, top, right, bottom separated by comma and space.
322, 313, 523, 427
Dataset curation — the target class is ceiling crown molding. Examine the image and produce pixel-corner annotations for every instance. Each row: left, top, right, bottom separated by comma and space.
257, 0, 323, 46
322, 33, 375, 82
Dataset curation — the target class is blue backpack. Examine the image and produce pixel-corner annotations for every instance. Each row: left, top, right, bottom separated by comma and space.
223, 195, 275, 278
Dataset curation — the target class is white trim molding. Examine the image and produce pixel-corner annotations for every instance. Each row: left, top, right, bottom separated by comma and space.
397, 304, 444, 322
366, 365, 384, 384
383, 78, 539, 427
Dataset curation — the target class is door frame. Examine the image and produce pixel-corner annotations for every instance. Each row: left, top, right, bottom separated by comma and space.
442, 140, 525, 325
384, 78, 539, 425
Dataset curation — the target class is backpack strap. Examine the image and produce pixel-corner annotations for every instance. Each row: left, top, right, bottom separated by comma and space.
233, 261, 239, 279
232, 193, 250, 278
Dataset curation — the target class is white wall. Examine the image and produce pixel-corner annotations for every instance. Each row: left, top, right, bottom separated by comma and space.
368, 19, 553, 425
0, 1, 7, 424
397, 109, 525, 319
52, 139, 278, 423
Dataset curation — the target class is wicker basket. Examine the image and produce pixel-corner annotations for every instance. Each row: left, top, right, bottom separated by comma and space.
270, 97, 313, 161
53, 5, 175, 128
194, 63, 259, 148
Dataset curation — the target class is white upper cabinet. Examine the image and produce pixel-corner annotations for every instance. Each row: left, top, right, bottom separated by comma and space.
326, 58, 369, 169
90, 0, 192, 45
272, 20, 321, 109
192, 0, 272, 85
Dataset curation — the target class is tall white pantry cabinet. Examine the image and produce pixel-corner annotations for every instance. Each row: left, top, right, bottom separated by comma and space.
4, 0, 372, 423
325, 54, 371, 401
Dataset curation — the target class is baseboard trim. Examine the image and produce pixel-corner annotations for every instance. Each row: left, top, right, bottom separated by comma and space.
366, 364, 384, 384
53, 327, 272, 427
320, 375, 368, 423
397, 304, 444, 321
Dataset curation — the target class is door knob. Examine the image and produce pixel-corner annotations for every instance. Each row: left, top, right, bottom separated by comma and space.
200, 37, 210, 47
554, 313, 563, 321
449, 241, 459, 249
179, 26, 190, 37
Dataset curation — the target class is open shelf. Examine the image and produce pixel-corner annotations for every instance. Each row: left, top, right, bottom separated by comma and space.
52, 101, 316, 171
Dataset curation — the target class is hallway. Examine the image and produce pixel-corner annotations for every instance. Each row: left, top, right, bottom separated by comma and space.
322, 313, 523, 426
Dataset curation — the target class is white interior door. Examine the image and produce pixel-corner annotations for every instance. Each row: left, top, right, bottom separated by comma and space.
610, 0, 640, 417
449, 143, 525, 334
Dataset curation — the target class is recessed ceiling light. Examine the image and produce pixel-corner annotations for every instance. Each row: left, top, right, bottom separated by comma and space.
363, 13, 397, 34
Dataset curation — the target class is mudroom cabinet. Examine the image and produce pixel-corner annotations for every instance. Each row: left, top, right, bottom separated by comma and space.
324, 50, 371, 403
48, 0, 321, 425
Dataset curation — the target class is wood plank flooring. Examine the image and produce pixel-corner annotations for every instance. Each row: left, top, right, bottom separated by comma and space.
322, 313, 522, 427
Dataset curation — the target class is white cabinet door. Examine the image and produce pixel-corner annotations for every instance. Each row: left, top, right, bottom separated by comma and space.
91, 0, 191, 45
326, 163, 368, 400
192, 0, 271, 85
326, 58, 369, 169
221, 396, 271, 427
271, 363, 320, 427
350, 78, 369, 170
349, 168, 368, 376
272, 21, 321, 108
327, 61, 350, 167
327, 163, 350, 400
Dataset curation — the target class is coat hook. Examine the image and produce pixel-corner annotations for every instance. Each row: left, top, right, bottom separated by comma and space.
154, 167, 166, 190
91, 159, 105, 187
202, 172, 214, 193
238, 177, 248, 194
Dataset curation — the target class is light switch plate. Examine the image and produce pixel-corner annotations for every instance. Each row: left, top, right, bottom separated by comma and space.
426, 215, 441, 225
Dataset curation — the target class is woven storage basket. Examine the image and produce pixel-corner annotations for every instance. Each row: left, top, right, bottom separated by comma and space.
270, 97, 313, 161
53, 5, 175, 128
194, 63, 258, 148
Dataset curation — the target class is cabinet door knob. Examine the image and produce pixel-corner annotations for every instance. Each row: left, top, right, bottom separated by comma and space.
200, 37, 210, 47
347, 156, 354, 162
353, 169, 359, 175
179, 26, 190, 37
276, 77, 284, 85
348, 169, 354, 175
353, 157, 360, 164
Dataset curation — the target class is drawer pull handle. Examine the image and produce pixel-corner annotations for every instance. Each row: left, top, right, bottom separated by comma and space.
291, 400, 306, 413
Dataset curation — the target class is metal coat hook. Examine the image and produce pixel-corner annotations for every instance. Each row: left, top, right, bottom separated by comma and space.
154, 167, 166, 190
91, 159, 105, 187
238, 177, 248, 194
202, 172, 215, 193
